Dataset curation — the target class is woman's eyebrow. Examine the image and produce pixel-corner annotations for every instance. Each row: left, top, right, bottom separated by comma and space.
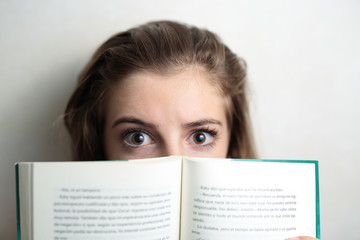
183, 119, 223, 128
112, 117, 157, 129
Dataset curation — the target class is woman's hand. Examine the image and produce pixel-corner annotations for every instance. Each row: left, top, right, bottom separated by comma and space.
286, 237, 319, 240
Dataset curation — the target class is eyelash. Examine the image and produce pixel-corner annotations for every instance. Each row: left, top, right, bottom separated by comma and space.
193, 127, 218, 136
120, 127, 219, 149
121, 128, 155, 147
190, 127, 219, 149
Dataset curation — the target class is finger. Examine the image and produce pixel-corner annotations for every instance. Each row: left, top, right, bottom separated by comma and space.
285, 237, 319, 240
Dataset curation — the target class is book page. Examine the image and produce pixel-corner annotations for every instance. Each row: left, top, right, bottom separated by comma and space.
180, 158, 319, 240
31, 157, 182, 240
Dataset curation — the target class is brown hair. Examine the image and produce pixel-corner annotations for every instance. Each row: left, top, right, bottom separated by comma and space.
64, 20, 257, 160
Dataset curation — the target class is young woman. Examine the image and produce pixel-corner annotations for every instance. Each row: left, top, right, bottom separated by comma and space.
64, 20, 256, 161
64, 20, 318, 240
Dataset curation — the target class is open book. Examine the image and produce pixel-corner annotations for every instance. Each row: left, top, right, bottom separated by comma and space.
16, 156, 320, 240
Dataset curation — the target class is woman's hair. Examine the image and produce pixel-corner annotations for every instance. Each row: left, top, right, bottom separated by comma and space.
64, 20, 257, 160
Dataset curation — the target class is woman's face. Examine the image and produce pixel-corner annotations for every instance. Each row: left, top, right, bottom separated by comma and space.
104, 68, 230, 160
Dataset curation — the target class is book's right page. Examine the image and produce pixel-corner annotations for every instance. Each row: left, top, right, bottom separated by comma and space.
180, 158, 320, 240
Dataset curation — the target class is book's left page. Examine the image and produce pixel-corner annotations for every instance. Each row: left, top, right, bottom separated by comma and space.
17, 156, 182, 240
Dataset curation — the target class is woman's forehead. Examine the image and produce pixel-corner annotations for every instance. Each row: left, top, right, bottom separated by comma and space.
105, 69, 228, 126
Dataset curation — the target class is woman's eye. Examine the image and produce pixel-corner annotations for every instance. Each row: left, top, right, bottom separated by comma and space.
190, 131, 214, 145
124, 132, 152, 146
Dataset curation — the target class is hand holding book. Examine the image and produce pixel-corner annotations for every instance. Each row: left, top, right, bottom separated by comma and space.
286, 237, 319, 240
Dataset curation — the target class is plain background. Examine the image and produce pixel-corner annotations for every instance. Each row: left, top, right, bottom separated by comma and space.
1, 0, 359, 239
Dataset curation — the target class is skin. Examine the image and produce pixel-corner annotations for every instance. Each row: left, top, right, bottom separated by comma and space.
286, 238, 319, 240
104, 67, 230, 160
103, 68, 319, 240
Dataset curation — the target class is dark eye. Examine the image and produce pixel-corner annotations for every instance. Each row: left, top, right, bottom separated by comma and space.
193, 132, 206, 144
190, 131, 213, 145
124, 132, 152, 146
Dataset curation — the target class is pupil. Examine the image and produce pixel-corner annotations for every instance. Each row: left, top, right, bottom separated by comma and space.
194, 133, 206, 144
132, 133, 144, 145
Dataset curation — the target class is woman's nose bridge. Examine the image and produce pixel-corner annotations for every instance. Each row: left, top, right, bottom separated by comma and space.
161, 139, 185, 156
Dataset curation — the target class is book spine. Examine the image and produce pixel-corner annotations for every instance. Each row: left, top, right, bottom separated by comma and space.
16, 163, 34, 240
15, 163, 21, 240
315, 161, 321, 239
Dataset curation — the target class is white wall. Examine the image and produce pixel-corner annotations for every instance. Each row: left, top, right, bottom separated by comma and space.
1, 0, 359, 239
